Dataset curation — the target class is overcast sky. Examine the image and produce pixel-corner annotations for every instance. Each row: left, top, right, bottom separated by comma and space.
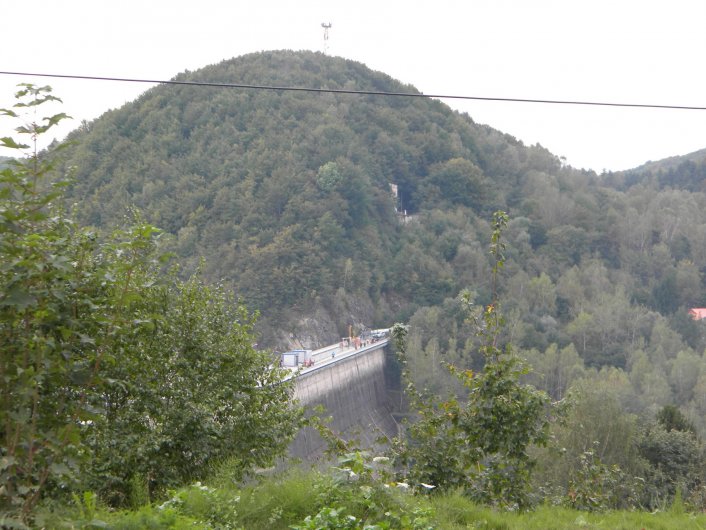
2, 0, 705, 172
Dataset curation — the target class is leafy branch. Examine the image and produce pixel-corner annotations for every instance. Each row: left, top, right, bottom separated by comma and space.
390, 211, 551, 509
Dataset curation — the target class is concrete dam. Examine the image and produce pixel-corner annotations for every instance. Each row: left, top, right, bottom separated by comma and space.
286, 338, 405, 459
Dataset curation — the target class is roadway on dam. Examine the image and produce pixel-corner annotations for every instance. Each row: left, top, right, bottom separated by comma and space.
285, 335, 404, 459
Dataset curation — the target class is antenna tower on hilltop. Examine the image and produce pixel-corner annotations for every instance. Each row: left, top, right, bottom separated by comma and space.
321, 22, 332, 54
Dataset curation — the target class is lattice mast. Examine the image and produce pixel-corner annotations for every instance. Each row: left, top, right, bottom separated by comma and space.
321, 22, 332, 54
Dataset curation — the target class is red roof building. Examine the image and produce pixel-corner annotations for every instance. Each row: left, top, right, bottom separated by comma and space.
689, 308, 706, 320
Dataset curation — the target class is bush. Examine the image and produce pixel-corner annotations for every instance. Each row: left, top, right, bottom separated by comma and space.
0, 85, 300, 524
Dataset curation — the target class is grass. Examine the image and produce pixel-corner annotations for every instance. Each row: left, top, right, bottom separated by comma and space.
225, 469, 321, 529
36, 467, 706, 529
426, 496, 706, 529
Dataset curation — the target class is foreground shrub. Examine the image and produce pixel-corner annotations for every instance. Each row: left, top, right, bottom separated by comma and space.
0, 84, 300, 525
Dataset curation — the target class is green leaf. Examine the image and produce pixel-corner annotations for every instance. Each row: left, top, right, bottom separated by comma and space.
44, 112, 72, 128
50, 462, 71, 476
69, 368, 93, 385
0, 137, 29, 150
0, 286, 37, 310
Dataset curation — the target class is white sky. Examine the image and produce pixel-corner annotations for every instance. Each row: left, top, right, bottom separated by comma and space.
1, 0, 705, 172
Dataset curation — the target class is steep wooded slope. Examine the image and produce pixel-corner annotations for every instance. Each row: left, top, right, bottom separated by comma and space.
58, 50, 706, 364
34, 50, 706, 490
59, 50, 561, 345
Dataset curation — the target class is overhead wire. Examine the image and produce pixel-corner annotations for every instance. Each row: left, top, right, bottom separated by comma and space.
1, 70, 705, 111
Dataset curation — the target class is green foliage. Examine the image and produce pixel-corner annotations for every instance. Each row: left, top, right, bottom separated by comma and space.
0, 86, 300, 523
292, 506, 362, 529
317, 161, 343, 192
156, 482, 240, 528
85, 270, 302, 505
565, 447, 642, 511
532, 379, 706, 511
223, 468, 319, 528
657, 404, 696, 434
290, 452, 435, 530
53, 51, 568, 345
152, 455, 436, 529
31, 50, 706, 379
532, 377, 646, 506
10, 53, 706, 520
0, 84, 97, 522
420, 158, 488, 209
552, 379, 642, 473
105, 509, 201, 530
520, 343, 585, 401
638, 421, 705, 507
38, 468, 706, 529
391, 212, 551, 509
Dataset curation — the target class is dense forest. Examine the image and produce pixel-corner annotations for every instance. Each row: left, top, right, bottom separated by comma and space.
56, 48, 706, 491
56, 50, 562, 346
55, 49, 706, 418
5, 51, 706, 523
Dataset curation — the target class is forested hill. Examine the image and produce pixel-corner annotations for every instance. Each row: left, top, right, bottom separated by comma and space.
607, 148, 706, 192
58, 50, 706, 381
58, 50, 562, 344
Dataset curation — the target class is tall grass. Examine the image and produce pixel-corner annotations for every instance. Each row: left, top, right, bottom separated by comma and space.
229, 469, 320, 529
38, 467, 706, 529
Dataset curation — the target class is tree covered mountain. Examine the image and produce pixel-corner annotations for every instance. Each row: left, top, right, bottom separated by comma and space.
607, 148, 706, 192
8, 49, 703, 508
57, 51, 706, 418
9, 77, 706, 523
58, 50, 561, 344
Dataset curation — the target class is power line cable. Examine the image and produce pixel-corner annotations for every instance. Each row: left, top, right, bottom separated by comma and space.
1, 70, 705, 111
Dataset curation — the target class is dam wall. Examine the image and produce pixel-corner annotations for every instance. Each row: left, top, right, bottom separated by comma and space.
289, 343, 403, 459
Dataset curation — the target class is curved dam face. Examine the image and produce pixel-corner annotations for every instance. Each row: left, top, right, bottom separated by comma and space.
289, 344, 404, 459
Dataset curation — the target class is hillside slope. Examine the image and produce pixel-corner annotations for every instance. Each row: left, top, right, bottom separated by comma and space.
59, 50, 562, 346
57, 50, 706, 375
608, 148, 706, 192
